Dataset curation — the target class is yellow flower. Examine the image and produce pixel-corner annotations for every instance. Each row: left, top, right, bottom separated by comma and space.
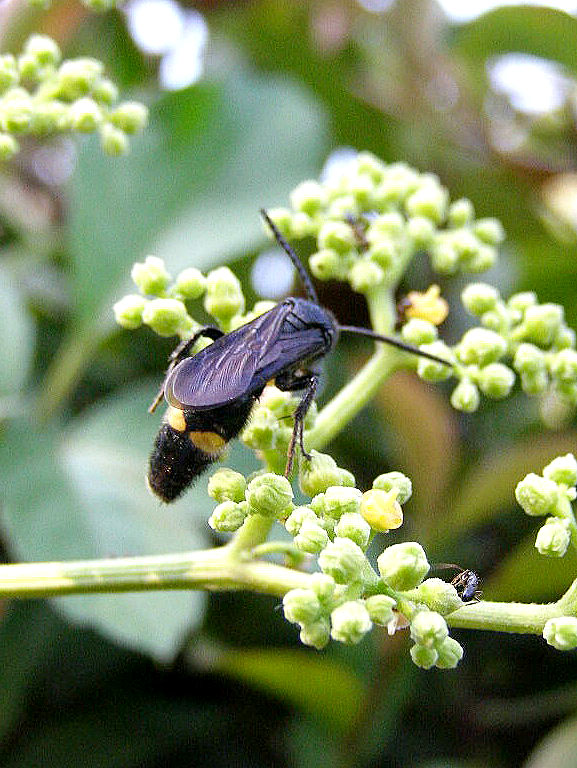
360, 489, 403, 532
400, 285, 449, 326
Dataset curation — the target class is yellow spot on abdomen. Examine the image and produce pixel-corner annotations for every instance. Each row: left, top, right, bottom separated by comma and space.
166, 406, 187, 432
189, 431, 226, 456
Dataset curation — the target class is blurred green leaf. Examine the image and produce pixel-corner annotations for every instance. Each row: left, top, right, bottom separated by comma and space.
429, 432, 577, 548
524, 713, 577, 768
0, 384, 211, 660
0, 263, 34, 399
453, 7, 577, 74
215, 648, 365, 733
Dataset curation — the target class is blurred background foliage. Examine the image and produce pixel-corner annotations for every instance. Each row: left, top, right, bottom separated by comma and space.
2, 0, 577, 765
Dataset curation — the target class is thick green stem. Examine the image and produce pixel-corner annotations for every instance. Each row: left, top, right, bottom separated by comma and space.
447, 599, 562, 634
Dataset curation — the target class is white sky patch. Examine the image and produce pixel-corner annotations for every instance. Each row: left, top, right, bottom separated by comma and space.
125, 0, 185, 55
160, 11, 208, 90
437, 0, 577, 23
251, 249, 296, 300
320, 147, 359, 183
488, 53, 571, 114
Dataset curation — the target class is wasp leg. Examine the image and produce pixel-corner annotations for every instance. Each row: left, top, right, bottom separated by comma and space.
276, 369, 319, 476
149, 326, 224, 413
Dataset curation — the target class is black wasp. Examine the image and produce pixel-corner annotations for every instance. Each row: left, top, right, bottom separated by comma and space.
147, 210, 451, 502
434, 563, 482, 603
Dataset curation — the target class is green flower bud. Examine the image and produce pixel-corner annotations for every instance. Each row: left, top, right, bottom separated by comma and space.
0, 55, 19, 93
1, 89, 32, 132
457, 328, 507, 366
300, 618, 331, 649
377, 542, 429, 591
309, 573, 336, 602
473, 217, 505, 245
550, 349, 577, 383
535, 517, 571, 557
467, 245, 496, 272
100, 123, 129, 156
69, 97, 102, 131
309, 249, 345, 281
318, 537, 368, 584
0, 133, 19, 160
246, 473, 293, 518
349, 259, 385, 293
204, 266, 244, 322
172, 267, 206, 300
264, 207, 292, 238
356, 151, 387, 182
208, 500, 247, 532
285, 506, 318, 536
291, 211, 315, 238
57, 58, 104, 99
410, 643, 438, 669
327, 195, 358, 220
207, 468, 246, 503
24, 34, 61, 67
366, 240, 396, 271
141, 298, 191, 337
410, 610, 449, 648
543, 454, 577, 487
349, 173, 376, 207
520, 370, 549, 395
401, 318, 438, 346
411, 578, 463, 615
365, 595, 396, 626
335, 512, 371, 549
405, 179, 449, 224
318, 221, 357, 254
513, 343, 547, 375
92, 78, 118, 105
407, 216, 435, 247
508, 291, 537, 313
481, 305, 509, 334
448, 198, 474, 227
113, 293, 147, 329
450, 378, 480, 413
416, 342, 454, 382
430, 239, 459, 274
477, 363, 515, 399
368, 212, 405, 240
372, 471, 412, 504
330, 600, 372, 644
515, 473, 560, 516
322, 486, 362, 519
18, 54, 41, 81
543, 617, 577, 651
435, 637, 464, 668
109, 101, 148, 134
290, 179, 327, 216
300, 451, 355, 496
521, 304, 564, 347
131, 255, 171, 296
374, 163, 419, 205
553, 326, 576, 350
294, 520, 330, 553
241, 406, 277, 450
461, 283, 500, 315
29, 100, 69, 133
283, 588, 321, 625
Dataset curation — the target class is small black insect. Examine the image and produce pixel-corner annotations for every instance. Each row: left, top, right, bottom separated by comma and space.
434, 563, 482, 603
147, 210, 452, 502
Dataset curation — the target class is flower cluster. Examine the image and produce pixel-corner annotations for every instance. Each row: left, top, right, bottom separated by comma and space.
265, 152, 504, 295
515, 453, 577, 558
207, 460, 466, 666
0, 35, 148, 159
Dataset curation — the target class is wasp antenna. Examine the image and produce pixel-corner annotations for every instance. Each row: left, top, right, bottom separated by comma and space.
338, 325, 453, 367
260, 209, 319, 304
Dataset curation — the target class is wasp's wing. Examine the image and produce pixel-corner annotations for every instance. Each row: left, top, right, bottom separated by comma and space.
165, 304, 328, 410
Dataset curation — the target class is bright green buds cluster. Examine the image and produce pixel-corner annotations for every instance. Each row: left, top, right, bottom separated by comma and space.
0, 36, 147, 159
409, 611, 464, 670
460, 283, 577, 406
208, 471, 294, 531
515, 454, 577, 557
114, 256, 269, 339
266, 152, 504, 296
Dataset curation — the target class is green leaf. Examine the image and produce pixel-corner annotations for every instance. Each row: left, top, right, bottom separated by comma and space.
452, 6, 577, 74
0, 263, 34, 399
214, 648, 365, 733
0, 384, 213, 660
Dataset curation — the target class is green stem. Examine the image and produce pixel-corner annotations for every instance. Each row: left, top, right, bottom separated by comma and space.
226, 514, 275, 556
447, 599, 561, 634
0, 549, 311, 598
